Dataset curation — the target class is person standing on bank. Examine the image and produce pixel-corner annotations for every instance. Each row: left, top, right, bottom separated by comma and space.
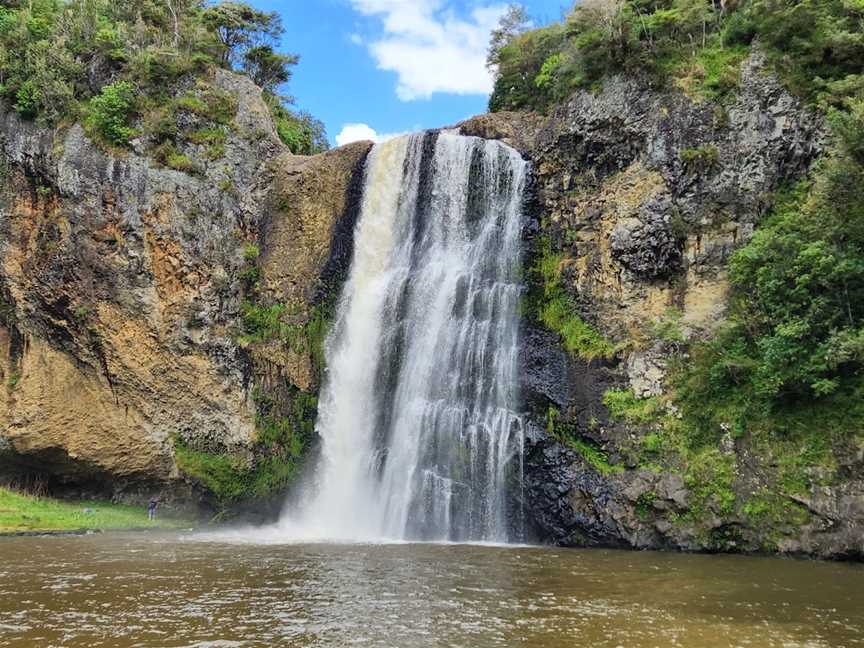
148, 496, 161, 521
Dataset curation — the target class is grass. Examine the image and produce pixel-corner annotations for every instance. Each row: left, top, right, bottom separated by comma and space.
603, 389, 663, 425
532, 237, 616, 362
671, 40, 750, 102
0, 487, 189, 533
173, 439, 303, 507
680, 144, 720, 172
570, 438, 625, 476
546, 406, 624, 476
238, 299, 333, 376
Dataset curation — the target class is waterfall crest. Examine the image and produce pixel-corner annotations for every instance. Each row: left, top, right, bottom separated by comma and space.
280, 131, 528, 543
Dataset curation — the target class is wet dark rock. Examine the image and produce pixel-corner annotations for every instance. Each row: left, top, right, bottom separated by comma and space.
523, 424, 626, 547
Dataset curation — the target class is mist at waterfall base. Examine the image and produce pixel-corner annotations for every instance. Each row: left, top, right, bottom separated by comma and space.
243, 131, 528, 544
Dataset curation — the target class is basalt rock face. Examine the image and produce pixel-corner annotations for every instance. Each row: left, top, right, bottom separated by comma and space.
0, 70, 370, 502
462, 50, 822, 341
466, 51, 863, 560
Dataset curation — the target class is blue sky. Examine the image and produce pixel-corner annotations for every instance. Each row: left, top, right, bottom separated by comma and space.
256, 0, 570, 146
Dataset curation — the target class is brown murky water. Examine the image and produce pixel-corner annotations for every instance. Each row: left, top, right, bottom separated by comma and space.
0, 533, 861, 647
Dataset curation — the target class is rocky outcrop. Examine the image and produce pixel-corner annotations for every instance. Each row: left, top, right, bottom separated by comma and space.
0, 70, 370, 500
462, 48, 822, 339
465, 50, 864, 560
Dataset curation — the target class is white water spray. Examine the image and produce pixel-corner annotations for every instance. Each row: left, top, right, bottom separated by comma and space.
278, 131, 528, 543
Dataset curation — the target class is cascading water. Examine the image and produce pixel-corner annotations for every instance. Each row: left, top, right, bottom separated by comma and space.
280, 131, 528, 543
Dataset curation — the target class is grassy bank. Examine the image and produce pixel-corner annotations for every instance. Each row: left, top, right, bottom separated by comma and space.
0, 488, 190, 534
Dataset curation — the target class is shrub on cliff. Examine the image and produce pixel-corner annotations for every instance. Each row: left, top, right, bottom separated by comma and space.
488, 0, 864, 112
723, 101, 864, 401
86, 81, 136, 146
673, 96, 864, 450
0, 0, 328, 153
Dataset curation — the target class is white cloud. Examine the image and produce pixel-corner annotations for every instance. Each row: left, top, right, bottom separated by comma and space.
349, 0, 507, 101
335, 123, 407, 147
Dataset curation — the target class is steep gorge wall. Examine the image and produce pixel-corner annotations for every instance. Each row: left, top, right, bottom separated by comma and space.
0, 52, 859, 558
462, 51, 863, 559
0, 70, 370, 506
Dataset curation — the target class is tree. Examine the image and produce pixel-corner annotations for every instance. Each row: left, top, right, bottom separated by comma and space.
202, 1, 282, 67
487, 3, 531, 73
243, 44, 297, 94
87, 80, 136, 145
488, 23, 566, 111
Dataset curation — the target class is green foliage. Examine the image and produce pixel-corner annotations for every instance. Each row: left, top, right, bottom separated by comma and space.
683, 449, 736, 517
650, 308, 686, 344
489, 23, 566, 112
175, 379, 318, 507
238, 297, 332, 376
0, 0, 326, 148
239, 301, 286, 344
719, 114, 864, 403
635, 491, 657, 520
490, 1, 864, 546
166, 152, 197, 173
603, 389, 663, 424
174, 437, 303, 506
0, 487, 188, 532
488, 0, 863, 112
680, 144, 720, 171
202, 1, 283, 67
489, 0, 719, 111
176, 84, 237, 124
174, 441, 251, 504
547, 406, 623, 475
747, 0, 864, 105
189, 127, 227, 160
532, 237, 615, 361
534, 52, 563, 90
571, 438, 625, 476
86, 81, 136, 145
243, 44, 297, 94
673, 39, 750, 101
265, 92, 329, 155
243, 243, 260, 262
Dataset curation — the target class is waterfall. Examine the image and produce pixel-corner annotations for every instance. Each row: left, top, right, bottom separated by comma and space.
280, 131, 528, 543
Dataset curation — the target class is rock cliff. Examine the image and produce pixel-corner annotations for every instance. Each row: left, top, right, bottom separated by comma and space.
0, 69, 370, 506
462, 51, 862, 560
0, 52, 858, 558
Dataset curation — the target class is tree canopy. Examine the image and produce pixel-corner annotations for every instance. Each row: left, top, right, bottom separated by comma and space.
0, 0, 327, 155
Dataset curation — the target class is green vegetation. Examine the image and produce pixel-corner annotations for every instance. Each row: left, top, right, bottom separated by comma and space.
670, 100, 864, 453
0, 487, 188, 533
680, 144, 719, 171
603, 389, 662, 425
238, 298, 333, 375
174, 439, 302, 506
531, 237, 615, 361
174, 384, 316, 508
183, 247, 338, 508
85, 81, 136, 146
0, 0, 328, 154
547, 406, 624, 475
649, 308, 686, 344
635, 491, 657, 520
490, 0, 863, 113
